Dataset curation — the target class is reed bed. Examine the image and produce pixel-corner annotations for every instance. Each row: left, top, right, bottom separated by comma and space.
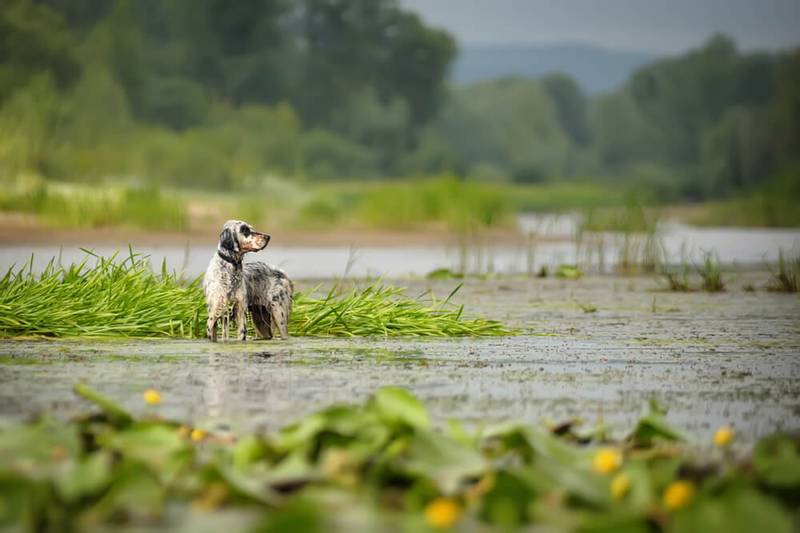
0, 251, 509, 338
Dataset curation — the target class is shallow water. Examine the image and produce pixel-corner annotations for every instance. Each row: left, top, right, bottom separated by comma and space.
1, 275, 798, 446
1, 219, 797, 278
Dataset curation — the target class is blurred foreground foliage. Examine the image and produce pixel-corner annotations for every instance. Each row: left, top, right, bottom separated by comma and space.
1, 384, 798, 531
0, 250, 509, 338
0, 0, 798, 223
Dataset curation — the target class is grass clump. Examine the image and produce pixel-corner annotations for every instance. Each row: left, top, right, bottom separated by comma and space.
292, 283, 509, 337
1, 384, 797, 531
767, 249, 799, 293
0, 250, 206, 338
697, 251, 725, 292
0, 251, 509, 338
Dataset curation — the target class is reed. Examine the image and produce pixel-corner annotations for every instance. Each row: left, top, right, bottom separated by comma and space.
0, 251, 510, 338
767, 248, 799, 293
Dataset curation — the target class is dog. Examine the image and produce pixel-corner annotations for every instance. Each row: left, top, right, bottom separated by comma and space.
203, 220, 293, 342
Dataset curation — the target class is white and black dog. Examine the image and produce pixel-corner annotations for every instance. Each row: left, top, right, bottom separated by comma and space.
203, 220, 293, 342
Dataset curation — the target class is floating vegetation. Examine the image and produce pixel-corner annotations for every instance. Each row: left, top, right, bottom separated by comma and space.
0, 385, 797, 531
0, 251, 509, 338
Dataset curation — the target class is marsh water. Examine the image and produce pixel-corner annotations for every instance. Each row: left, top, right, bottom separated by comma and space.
1, 218, 799, 278
2, 274, 799, 446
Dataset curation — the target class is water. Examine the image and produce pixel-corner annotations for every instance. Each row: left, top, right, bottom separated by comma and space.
0, 217, 797, 278
2, 276, 799, 445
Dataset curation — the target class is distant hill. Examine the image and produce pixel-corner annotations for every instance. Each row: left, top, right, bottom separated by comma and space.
452, 43, 658, 93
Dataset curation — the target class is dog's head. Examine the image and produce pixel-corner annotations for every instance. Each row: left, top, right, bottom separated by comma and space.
218, 220, 270, 255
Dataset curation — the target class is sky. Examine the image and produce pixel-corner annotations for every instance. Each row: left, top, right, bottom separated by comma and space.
398, 0, 800, 54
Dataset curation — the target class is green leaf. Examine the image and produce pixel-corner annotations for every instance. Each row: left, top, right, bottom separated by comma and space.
73, 383, 133, 427
401, 429, 485, 494
627, 411, 683, 446
55, 451, 113, 503
233, 436, 269, 471
101, 423, 191, 483
669, 487, 792, 533
82, 462, 164, 523
479, 470, 536, 526
371, 387, 430, 430
753, 433, 800, 488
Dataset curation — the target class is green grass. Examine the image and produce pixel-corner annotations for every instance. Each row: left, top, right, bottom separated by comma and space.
697, 251, 726, 292
0, 181, 187, 230
685, 173, 800, 228
354, 176, 509, 231
1, 384, 797, 531
768, 249, 799, 293
0, 251, 509, 338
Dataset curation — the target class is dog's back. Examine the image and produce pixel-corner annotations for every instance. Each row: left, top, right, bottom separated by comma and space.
243, 262, 293, 339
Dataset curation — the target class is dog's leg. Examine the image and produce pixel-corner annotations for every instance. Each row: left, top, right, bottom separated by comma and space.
235, 302, 247, 341
207, 315, 218, 343
269, 301, 290, 340
221, 310, 229, 342
251, 305, 273, 339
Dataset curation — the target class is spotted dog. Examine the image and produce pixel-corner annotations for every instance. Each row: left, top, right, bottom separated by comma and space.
203, 220, 293, 342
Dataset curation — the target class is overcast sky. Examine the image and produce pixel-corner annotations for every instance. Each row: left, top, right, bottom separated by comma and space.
398, 0, 800, 54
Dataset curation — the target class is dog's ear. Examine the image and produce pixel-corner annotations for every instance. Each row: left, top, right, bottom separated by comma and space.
220, 227, 239, 252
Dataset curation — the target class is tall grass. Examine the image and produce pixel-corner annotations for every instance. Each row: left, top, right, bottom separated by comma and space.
355, 176, 509, 231
0, 250, 205, 337
0, 181, 187, 230
767, 249, 799, 293
0, 251, 510, 338
697, 251, 725, 292
292, 284, 508, 337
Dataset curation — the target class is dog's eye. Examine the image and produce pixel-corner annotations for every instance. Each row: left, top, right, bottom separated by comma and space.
240, 225, 251, 237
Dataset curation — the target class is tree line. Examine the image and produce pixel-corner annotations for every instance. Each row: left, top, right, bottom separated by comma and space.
1, 0, 798, 203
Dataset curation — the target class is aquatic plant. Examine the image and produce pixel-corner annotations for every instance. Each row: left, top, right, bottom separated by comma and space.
0, 384, 797, 531
767, 248, 799, 293
696, 251, 726, 292
0, 251, 509, 338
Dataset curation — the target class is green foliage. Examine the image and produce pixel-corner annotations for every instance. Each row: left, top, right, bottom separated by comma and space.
0, 0, 81, 104
767, 249, 799, 293
0, 251, 510, 338
356, 176, 510, 231
1, 1, 799, 217
0, 182, 187, 230
1, 385, 797, 531
697, 252, 726, 292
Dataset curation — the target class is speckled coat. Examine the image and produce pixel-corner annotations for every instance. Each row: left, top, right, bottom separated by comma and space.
203, 220, 292, 342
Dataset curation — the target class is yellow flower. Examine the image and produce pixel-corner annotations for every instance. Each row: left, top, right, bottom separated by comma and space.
713, 426, 734, 447
425, 498, 460, 529
190, 428, 207, 442
610, 472, 631, 501
592, 447, 623, 474
143, 389, 162, 405
663, 480, 695, 511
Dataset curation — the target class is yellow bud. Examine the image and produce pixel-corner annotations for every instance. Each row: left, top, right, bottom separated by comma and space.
425, 498, 460, 529
143, 389, 162, 405
610, 472, 631, 501
713, 426, 734, 447
592, 447, 623, 474
663, 480, 694, 511
190, 428, 207, 442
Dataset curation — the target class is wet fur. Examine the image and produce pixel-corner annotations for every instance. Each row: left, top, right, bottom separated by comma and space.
203, 220, 292, 342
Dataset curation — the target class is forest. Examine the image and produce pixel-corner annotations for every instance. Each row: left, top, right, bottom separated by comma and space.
1, 0, 798, 213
